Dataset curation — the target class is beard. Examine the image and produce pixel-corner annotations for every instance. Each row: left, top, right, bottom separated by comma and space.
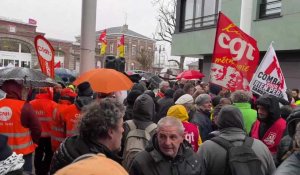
257, 114, 268, 123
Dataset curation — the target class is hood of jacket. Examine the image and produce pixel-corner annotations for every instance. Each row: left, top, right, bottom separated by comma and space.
1, 80, 22, 100
133, 94, 155, 122
256, 94, 281, 123
167, 105, 189, 122
216, 105, 245, 131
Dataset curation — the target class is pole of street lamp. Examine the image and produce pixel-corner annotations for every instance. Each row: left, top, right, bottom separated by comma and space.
80, 0, 97, 74
158, 45, 161, 69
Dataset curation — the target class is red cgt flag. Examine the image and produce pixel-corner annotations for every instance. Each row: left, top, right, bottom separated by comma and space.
209, 12, 260, 91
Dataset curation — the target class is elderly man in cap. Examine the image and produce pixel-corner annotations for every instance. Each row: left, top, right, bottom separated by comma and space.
190, 94, 213, 141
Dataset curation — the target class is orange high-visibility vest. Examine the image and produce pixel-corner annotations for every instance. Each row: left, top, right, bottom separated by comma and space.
30, 98, 57, 137
61, 104, 80, 137
51, 103, 69, 151
0, 99, 36, 155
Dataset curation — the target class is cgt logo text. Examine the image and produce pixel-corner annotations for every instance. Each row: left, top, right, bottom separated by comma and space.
0, 107, 13, 121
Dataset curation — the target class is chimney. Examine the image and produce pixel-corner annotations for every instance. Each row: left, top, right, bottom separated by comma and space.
122, 24, 128, 33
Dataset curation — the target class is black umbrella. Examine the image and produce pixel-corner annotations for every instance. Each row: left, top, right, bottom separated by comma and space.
0, 67, 58, 87
142, 72, 162, 89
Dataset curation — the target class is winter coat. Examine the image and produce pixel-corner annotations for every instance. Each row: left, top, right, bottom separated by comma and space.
197, 128, 276, 175
190, 109, 213, 141
129, 135, 201, 175
154, 97, 174, 123
49, 135, 122, 174
251, 94, 281, 139
233, 102, 257, 134
120, 94, 157, 156
276, 135, 293, 166
273, 152, 300, 175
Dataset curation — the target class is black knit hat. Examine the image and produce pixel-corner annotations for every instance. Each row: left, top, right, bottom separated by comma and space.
0, 134, 12, 161
77, 81, 94, 97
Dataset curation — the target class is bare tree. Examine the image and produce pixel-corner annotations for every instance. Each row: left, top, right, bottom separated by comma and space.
152, 0, 185, 71
135, 49, 154, 71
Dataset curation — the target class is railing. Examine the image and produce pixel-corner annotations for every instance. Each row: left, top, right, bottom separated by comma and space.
183, 14, 218, 31
259, 0, 282, 19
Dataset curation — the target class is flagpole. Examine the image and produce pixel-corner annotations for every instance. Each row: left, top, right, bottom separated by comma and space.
240, 0, 253, 35
249, 42, 273, 86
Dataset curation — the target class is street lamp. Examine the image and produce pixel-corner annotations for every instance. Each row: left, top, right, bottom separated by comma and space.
156, 45, 165, 68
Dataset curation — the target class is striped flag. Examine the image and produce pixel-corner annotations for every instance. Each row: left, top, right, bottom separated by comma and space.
99, 29, 107, 55
117, 34, 125, 58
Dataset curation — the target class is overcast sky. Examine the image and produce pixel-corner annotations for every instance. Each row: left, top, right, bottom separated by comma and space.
0, 0, 198, 66
0, 0, 158, 41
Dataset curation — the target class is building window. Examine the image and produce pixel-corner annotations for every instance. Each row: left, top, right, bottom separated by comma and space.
109, 44, 114, 54
125, 44, 128, 55
140, 46, 144, 52
181, 0, 220, 31
259, 0, 282, 19
132, 45, 136, 55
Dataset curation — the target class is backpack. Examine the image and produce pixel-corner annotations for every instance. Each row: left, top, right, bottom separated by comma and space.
210, 136, 264, 175
122, 120, 157, 171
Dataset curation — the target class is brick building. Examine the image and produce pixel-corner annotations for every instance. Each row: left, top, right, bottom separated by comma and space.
0, 17, 155, 72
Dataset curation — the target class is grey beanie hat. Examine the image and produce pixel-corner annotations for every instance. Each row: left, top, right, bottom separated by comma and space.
216, 105, 244, 130
195, 94, 211, 106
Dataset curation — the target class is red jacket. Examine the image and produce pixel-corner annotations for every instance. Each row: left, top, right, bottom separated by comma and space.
30, 93, 57, 138
251, 118, 286, 154
183, 122, 201, 152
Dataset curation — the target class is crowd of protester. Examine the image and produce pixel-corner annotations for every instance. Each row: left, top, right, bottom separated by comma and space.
1, 77, 300, 175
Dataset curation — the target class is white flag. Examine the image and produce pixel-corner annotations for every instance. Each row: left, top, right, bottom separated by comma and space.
249, 43, 288, 101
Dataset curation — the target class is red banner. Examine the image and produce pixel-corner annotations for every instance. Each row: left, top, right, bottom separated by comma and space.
34, 35, 55, 78
210, 12, 260, 91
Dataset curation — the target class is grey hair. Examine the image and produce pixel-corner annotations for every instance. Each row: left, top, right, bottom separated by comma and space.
230, 90, 252, 103
78, 98, 125, 141
157, 117, 185, 135
159, 81, 170, 89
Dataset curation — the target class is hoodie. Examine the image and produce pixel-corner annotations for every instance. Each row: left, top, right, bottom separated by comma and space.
255, 94, 281, 139
120, 94, 156, 157
132, 94, 155, 123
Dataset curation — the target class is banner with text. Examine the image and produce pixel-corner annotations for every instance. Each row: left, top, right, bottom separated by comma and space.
210, 12, 260, 91
249, 43, 288, 100
34, 35, 55, 78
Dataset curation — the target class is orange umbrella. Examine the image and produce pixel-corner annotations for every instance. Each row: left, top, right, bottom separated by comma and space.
73, 68, 133, 93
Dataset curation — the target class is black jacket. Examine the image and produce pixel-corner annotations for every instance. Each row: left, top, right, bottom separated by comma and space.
190, 109, 213, 141
129, 134, 201, 175
49, 135, 122, 174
